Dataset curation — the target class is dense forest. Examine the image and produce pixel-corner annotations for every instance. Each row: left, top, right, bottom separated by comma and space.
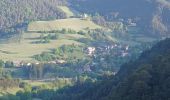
0, 0, 67, 37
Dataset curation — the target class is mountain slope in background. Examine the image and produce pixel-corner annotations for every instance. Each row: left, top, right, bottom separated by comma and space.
1, 0, 170, 37
70, 0, 170, 35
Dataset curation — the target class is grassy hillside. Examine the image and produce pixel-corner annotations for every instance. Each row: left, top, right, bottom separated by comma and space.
0, 16, 103, 61
58, 6, 74, 17
28, 18, 101, 32
0, 32, 85, 61
0, 88, 22, 96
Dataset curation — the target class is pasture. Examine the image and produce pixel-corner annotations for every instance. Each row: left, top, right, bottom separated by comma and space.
0, 32, 85, 61
28, 18, 101, 32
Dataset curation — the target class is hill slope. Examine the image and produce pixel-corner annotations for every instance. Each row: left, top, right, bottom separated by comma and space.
70, 0, 170, 35
76, 38, 170, 100
28, 18, 101, 32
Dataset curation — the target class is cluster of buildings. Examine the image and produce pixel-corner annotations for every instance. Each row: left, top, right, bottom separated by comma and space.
85, 47, 96, 56
80, 44, 130, 73
12, 59, 66, 68
85, 43, 130, 58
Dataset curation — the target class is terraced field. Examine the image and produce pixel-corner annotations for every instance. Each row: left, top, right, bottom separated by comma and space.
28, 18, 101, 32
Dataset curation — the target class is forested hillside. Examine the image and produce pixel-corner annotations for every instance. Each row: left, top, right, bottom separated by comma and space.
70, 0, 170, 35
0, 0, 67, 37
76, 38, 170, 100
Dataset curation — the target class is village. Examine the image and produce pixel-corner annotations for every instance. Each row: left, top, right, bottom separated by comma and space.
80, 43, 131, 73
85, 43, 130, 57
0, 41, 140, 81
0, 42, 130, 70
